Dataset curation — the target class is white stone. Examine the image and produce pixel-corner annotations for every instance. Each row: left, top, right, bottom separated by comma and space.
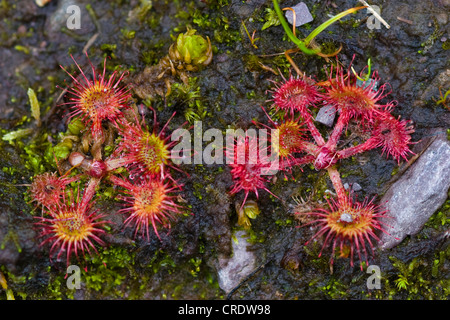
379, 128, 450, 249
217, 230, 257, 293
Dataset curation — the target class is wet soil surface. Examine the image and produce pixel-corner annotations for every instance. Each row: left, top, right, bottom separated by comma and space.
0, 0, 448, 299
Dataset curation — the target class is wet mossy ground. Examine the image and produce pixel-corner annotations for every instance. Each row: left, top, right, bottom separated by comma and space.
0, 0, 449, 300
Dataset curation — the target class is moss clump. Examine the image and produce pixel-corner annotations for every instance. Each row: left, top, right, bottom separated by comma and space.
442, 39, 450, 50
39, 245, 137, 300
387, 253, 450, 299
424, 200, 450, 230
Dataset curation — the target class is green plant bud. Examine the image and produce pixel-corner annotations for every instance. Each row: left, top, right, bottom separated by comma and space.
237, 211, 252, 230
176, 29, 211, 66
236, 200, 260, 229
67, 118, 85, 135
243, 200, 260, 219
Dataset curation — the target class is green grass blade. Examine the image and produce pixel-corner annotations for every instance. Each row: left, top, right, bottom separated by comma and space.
304, 6, 367, 46
272, 0, 317, 55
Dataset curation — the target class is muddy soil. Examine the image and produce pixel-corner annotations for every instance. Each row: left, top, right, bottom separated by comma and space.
0, 0, 448, 300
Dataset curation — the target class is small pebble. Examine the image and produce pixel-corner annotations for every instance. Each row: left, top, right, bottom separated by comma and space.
217, 230, 257, 293
315, 105, 336, 127
285, 2, 314, 27
379, 128, 450, 249
344, 182, 362, 192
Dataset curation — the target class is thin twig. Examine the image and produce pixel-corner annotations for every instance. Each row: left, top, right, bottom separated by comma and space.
358, 0, 390, 29
83, 32, 99, 54
282, 7, 298, 38
397, 16, 413, 25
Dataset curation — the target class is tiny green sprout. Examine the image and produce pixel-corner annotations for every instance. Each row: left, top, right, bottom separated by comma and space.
352, 58, 372, 82
394, 275, 409, 290
189, 257, 202, 277
121, 28, 136, 39
127, 0, 153, 22
14, 45, 30, 55
2, 88, 42, 142
261, 7, 281, 31
184, 108, 200, 123
100, 43, 117, 52
27, 88, 41, 127
242, 21, 260, 49
435, 87, 449, 110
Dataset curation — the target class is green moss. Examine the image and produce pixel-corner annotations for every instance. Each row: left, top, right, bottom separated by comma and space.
442, 39, 450, 50
271, 55, 292, 75
0, 229, 22, 253
387, 250, 449, 299
147, 248, 176, 274
320, 40, 339, 56
46, 274, 69, 300
317, 277, 349, 299
1, 131, 55, 175
166, 77, 208, 123
419, 18, 444, 55
171, 0, 239, 46
120, 28, 136, 40
192, 181, 204, 200
188, 257, 202, 277
261, 7, 280, 31
204, 0, 230, 10
0, 266, 27, 300
425, 199, 450, 229
214, 27, 241, 45
73, 246, 135, 298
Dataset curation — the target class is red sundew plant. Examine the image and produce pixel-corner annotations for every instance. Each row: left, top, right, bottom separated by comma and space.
269, 61, 415, 173
109, 175, 186, 241
369, 106, 415, 164
270, 73, 320, 118
253, 107, 307, 166
29, 47, 414, 273
59, 53, 132, 140
30, 172, 77, 212
236, 58, 415, 269
114, 108, 183, 181
29, 53, 191, 267
321, 62, 391, 125
35, 189, 110, 267
297, 193, 392, 270
272, 119, 306, 168
226, 135, 278, 209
